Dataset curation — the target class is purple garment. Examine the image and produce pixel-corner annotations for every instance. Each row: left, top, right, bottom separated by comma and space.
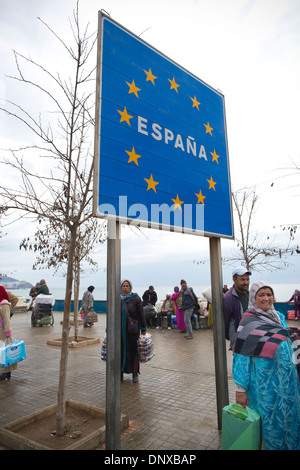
288, 291, 300, 319
172, 292, 186, 331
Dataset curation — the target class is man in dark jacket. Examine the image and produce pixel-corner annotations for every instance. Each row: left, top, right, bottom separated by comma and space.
142, 286, 158, 328
223, 266, 251, 348
142, 286, 157, 307
180, 279, 198, 339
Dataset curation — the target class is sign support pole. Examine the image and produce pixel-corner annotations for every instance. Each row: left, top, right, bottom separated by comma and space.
209, 236, 229, 429
106, 219, 121, 449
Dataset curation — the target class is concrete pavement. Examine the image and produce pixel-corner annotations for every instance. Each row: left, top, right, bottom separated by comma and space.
0, 310, 237, 450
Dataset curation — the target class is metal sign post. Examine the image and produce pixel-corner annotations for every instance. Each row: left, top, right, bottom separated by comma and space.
105, 219, 121, 449
209, 237, 229, 429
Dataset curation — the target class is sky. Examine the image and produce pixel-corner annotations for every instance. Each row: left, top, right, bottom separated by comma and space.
0, 0, 300, 299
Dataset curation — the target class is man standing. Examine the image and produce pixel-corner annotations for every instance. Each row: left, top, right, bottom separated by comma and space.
180, 279, 198, 340
223, 266, 251, 348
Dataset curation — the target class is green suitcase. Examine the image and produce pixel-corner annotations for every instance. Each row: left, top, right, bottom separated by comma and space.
221, 403, 262, 450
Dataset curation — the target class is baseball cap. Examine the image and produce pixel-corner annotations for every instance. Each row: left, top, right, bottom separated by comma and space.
232, 266, 252, 277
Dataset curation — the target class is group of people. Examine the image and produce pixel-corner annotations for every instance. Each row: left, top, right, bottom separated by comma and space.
2, 270, 300, 449
223, 266, 300, 450
142, 281, 199, 339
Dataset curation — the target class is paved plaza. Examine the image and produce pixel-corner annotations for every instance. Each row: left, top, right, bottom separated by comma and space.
0, 310, 237, 450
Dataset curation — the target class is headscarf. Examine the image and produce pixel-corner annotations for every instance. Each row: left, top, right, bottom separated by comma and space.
233, 282, 293, 358
87, 286, 95, 293
0, 286, 10, 303
248, 281, 281, 323
120, 279, 133, 300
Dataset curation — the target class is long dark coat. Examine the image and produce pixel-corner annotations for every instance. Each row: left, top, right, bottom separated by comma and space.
121, 293, 147, 374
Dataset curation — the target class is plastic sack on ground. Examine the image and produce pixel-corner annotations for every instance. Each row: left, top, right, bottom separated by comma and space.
221, 403, 262, 450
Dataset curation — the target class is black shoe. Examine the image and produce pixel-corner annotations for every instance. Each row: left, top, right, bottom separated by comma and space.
0, 372, 11, 381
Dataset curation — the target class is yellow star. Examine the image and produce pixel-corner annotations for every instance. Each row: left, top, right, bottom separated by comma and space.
204, 122, 213, 136
171, 194, 184, 211
117, 107, 133, 126
207, 176, 217, 191
168, 77, 180, 93
126, 79, 141, 98
125, 147, 141, 166
195, 189, 206, 205
144, 68, 157, 85
190, 95, 200, 110
144, 174, 159, 193
210, 149, 220, 164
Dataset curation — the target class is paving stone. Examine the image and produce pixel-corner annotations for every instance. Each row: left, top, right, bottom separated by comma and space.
0, 311, 236, 450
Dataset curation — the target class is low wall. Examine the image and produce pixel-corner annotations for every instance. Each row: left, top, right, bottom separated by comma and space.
274, 302, 294, 319
50, 300, 295, 319
54, 299, 107, 314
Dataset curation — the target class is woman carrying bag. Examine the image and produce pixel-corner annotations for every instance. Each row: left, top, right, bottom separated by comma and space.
121, 280, 147, 383
233, 281, 300, 450
0, 286, 17, 381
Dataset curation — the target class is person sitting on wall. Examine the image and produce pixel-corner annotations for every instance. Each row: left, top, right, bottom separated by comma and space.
156, 293, 175, 330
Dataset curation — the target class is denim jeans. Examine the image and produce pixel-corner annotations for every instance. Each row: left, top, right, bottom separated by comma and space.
183, 308, 193, 337
157, 310, 172, 327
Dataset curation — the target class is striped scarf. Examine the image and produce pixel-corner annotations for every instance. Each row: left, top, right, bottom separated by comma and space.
233, 309, 292, 359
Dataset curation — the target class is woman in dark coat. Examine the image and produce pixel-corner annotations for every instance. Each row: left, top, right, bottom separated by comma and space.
121, 280, 147, 383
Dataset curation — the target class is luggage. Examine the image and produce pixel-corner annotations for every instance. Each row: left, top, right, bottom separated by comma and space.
137, 333, 154, 363
86, 310, 98, 323
32, 303, 54, 326
0, 340, 26, 368
221, 403, 262, 450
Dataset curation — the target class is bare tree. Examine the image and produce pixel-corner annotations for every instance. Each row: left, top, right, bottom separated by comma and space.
193, 186, 298, 271
227, 187, 295, 271
0, 3, 98, 435
20, 217, 106, 340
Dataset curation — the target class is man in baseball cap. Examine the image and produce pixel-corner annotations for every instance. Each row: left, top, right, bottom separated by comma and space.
232, 266, 252, 277
223, 266, 252, 348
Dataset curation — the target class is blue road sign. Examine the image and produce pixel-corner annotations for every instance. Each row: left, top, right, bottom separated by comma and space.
94, 13, 234, 238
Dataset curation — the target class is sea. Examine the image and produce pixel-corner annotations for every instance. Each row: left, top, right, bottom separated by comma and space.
7, 282, 299, 303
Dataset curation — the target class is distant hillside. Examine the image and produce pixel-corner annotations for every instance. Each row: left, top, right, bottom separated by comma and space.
0, 276, 33, 290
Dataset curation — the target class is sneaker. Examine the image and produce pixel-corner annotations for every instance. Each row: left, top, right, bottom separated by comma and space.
168, 327, 171, 330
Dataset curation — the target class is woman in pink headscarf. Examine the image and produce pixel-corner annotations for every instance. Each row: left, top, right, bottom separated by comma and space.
172, 287, 187, 332
0, 286, 17, 380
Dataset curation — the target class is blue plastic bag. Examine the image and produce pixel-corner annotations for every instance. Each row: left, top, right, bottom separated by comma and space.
0, 340, 26, 367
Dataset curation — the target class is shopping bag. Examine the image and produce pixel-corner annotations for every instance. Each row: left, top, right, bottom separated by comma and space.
137, 333, 154, 363
0, 340, 26, 367
86, 310, 98, 323
221, 403, 262, 450
101, 336, 107, 361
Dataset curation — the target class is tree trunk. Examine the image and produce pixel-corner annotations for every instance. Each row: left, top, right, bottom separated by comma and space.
56, 225, 77, 435
73, 261, 80, 341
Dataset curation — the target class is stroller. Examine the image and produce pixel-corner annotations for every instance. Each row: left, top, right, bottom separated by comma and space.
31, 303, 54, 327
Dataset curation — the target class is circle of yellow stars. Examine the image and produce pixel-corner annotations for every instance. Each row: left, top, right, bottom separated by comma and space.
116, 69, 221, 211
